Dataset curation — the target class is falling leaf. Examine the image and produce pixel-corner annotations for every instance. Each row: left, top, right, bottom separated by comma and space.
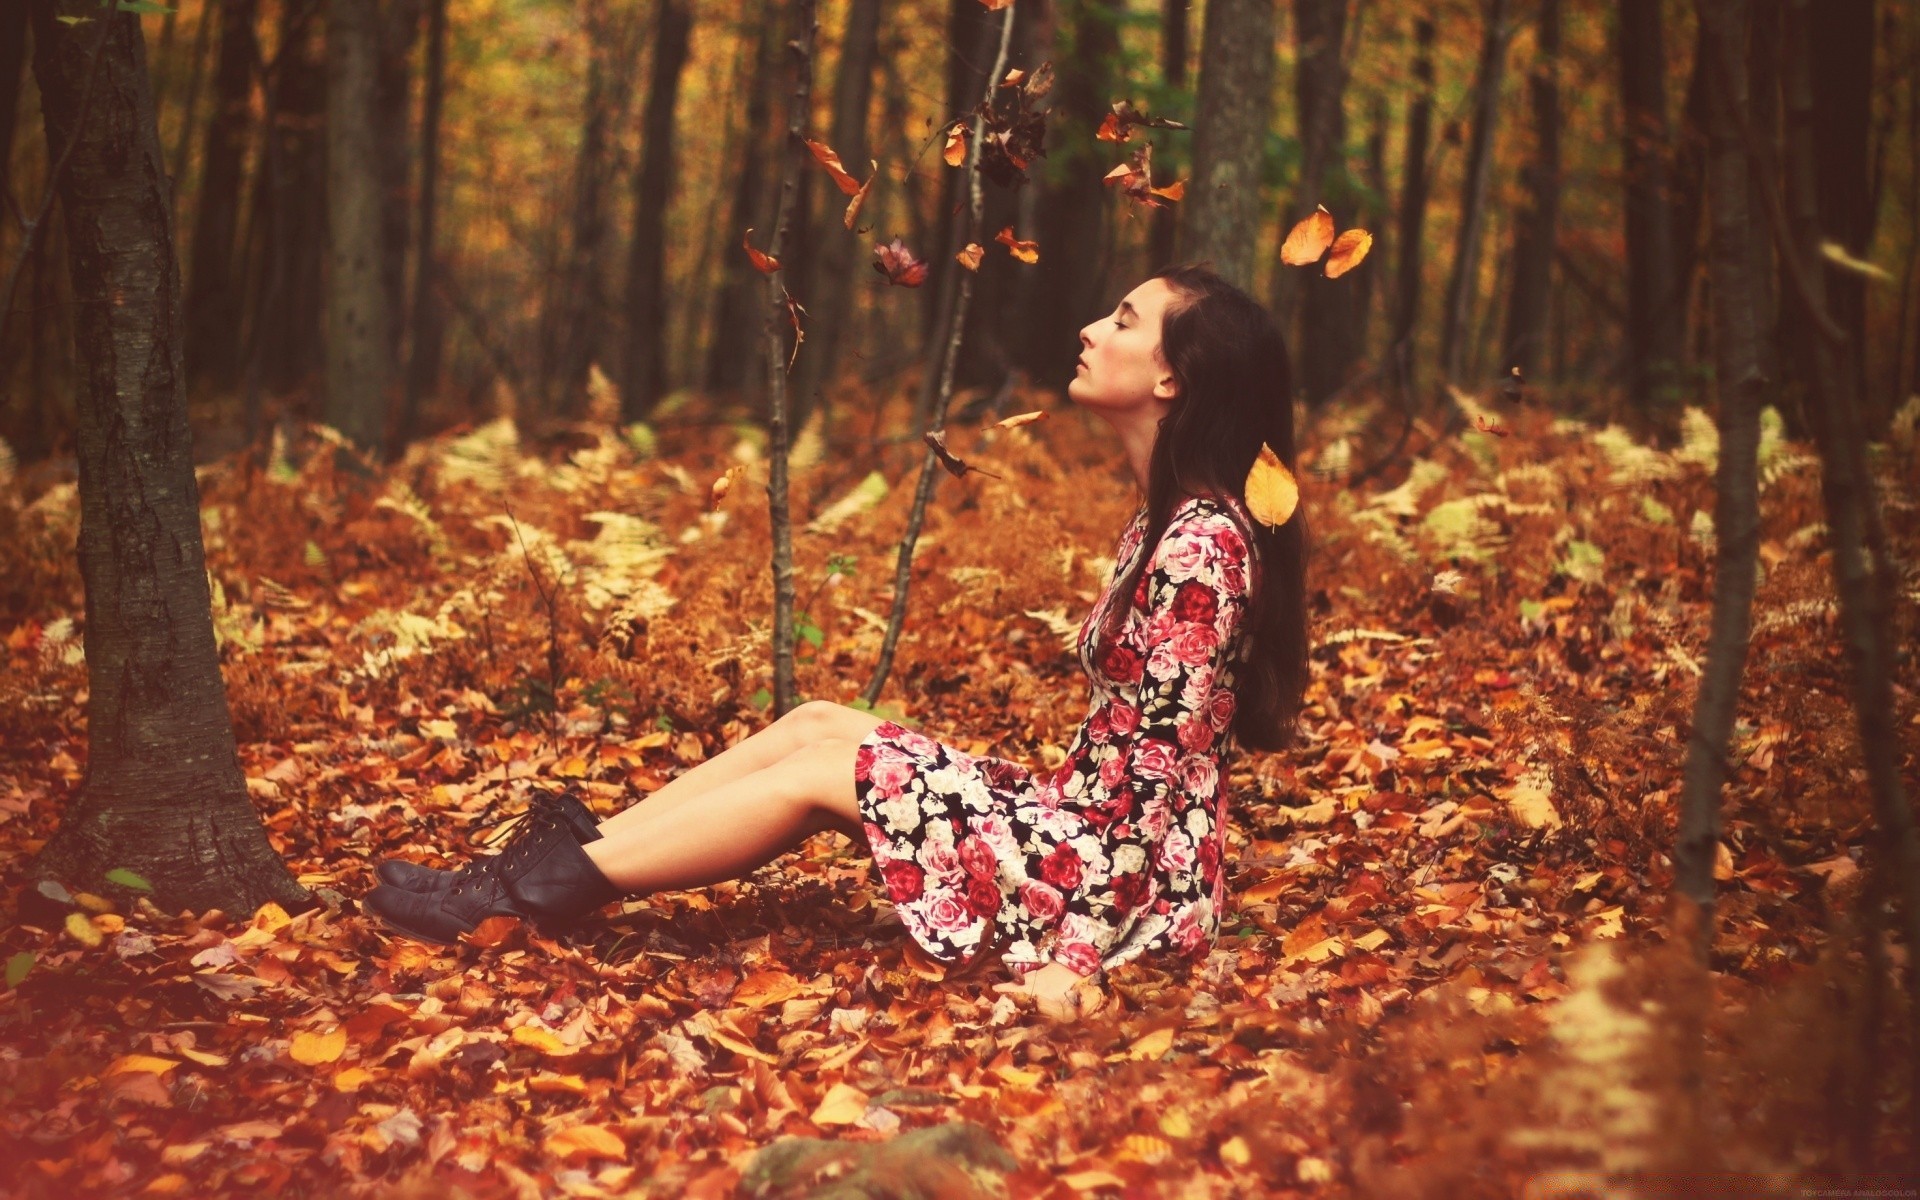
942, 123, 969, 167
1149, 179, 1185, 203
1819, 240, 1894, 283
1097, 100, 1190, 144
289, 1027, 347, 1066
956, 243, 985, 271
924, 430, 1000, 480
994, 226, 1039, 264
804, 139, 864, 196
994, 410, 1048, 430
843, 169, 876, 230
1096, 112, 1127, 142
1000, 67, 1026, 87
1474, 413, 1509, 437
543, 1124, 626, 1162
710, 465, 747, 511
1281, 206, 1336, 266
872, 238, 929, 287
1244, 443, 1299, 529
741, 228, 779, 275
1323, 228, 1373, 278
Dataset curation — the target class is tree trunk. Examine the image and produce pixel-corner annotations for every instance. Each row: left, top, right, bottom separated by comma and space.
1675, 0, 1762, 966
323, 0, 390, 453
1148, 0, 1190, 271
1439, 0, 1509, 384
1019, 0, 1122, 389
923, 0, 1000, 343
1284, 0, 1361, 407
705, 0, 780, 399
399, 0, 448, 445
542, 3, 635, 418
788, 0, 879, 432
26, 0, 306, 916
375, 0, 421, 376
0, 0, 31, 239
1618, 0, 1684, 421
1181, 0, 1276, 290
163, 0, 213, 227
1390, 12, 1435, 387
251, 0, 326, 398
1748, 0, 1783, 423
1501, 0, 1559, 378
1779, 0, 1920, 1165
1811, 0, 1877, 435
620, 0, 692, 423
1352, 90, 1388, 358
184, 0, 259, 399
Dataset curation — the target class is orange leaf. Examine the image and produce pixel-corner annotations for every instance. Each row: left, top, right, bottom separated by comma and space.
709, 465, 746, 510
804, 138, 863, 196
995, 225, 1039, 264
543, 1124, 626, 1162
956, 243, 985, 271
1280, 206, 1336, 266
741, 228, 779, 274
1096, 111, 1127, 142
843, 167, 876, 230
942, 122, 969, 167
290, 1027, 347, 1066
978, 0, 1013, 9
1244, 442, 1300, 529
994, 410, 1048, 430
1323, 227, 1373, 278
1148, 179, 1185, 203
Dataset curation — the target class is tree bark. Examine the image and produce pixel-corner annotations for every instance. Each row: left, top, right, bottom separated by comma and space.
1148, 0, 1190, 271
1618, 0, 1684, 421
1747, 0, 1782, 423
1674, 0, 1761, 966
323, 0, 390, 453
250, 0, 326, 398
1284, 0, 1361, 407
706, 0, 781, 400
620, 0, 692, 423
399, 0, 448, 446
1811, 0, 1877, 434
1, 0, 31, 233
1352, 89, 1388, 358
1390, 12, 1435, 388
1439, 0, 1509, 384
27, 0, 306, 916
375, 0, 421, 376
1501, 0, 1560, 379
184, 0, 259, 399
1181, 0, 1276, 290
788, 0, 879, 432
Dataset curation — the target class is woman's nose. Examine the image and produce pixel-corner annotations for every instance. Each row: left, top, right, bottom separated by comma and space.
1078, 323, 1095, 348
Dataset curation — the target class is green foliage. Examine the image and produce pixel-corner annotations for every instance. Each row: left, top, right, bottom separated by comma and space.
105, 868, 153, 893
1638, 495, 1674, 525
1557, 539, 1606, 585
5, 952, 33, 989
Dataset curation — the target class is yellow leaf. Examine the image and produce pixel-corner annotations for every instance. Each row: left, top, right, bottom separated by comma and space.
333, 1067, 373, 1092
1713, 841, 1734, 881
529, 1072, 589, 1095
1158, 1109, 1194, 1139
733, 968, 806, 1010
290, 1027, 347, 1066
810, 1081, 870, 1126
92, 913, 125, 934
511, 1024, 577, 1056
995, 225, 1039, 264
1244, 443, 1300, 529
1128, 1027, 1175, 1060
1280, 206, 1335, 265
1116, 1134, 1173, 1164
553, 754, 590, 778
106, 1054, 181, 1076
249, 902, 292, 933
1324, 228, 1373, 278
543, 1124, 626, 1162
1062, 1169, 1130, 1191
988, 1063, 1046, 1088
956, 243, 984, 271
993, 410, 1048, 430
1219, 1135, 1252, 1166
178, 1048, 229, 1068
65, 911, 103, 948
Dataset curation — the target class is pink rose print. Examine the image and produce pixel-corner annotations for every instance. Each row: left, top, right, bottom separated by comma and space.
1133, 739, 1179, 781
1107, 701, 1141, 737
866, 747, 916, 798
1198, 831, 1221, 883
1100, 641, 1144, 685
957, 836, 998, 881
1157, 535, 1209, 581
881, 858, 925, 902
1097, 753, 1128, 789
919, 840, 964, 882
1170, 623, 1219, 667
1178, 754, 1218, 795
1111, 870, 1151, 914
1087, 706, 1112, 744
1139, 608, 1178, 650
1039, 843, 1085, 891
925, 893, 975, 933
1156, 827, 1195, 874
1019, 879, 1064, 922
1052, 938, 1103, 976
1178, 717, 1216, 754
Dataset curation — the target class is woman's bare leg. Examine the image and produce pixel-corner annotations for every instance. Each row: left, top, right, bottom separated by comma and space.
583, 737, 866, 893
594, 701, 882, 838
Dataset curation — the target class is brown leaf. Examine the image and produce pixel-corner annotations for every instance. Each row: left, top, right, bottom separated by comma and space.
843, 168, 876, 230
1323, 228, 1373, 278
942, 122, 969, 167
872, 238, 929, 287
1280, 206, 1336, 266
993, 410, 1048, 430
741, 228, 779, 274
995, 225, 1039, 264
804, 139, 864, 196
923, 430, 1000, 480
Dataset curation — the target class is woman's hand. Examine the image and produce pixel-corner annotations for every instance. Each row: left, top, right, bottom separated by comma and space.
993, 962, 1109, 1023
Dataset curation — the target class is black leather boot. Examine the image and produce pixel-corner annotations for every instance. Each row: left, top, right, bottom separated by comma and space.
364, 801, 623, 943
375, 791, 602, 892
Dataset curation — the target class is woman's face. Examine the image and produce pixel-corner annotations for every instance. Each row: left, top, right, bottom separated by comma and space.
1068, 278, 1181, 415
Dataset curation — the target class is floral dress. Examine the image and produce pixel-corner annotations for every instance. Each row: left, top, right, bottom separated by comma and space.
854, 494, 1257, 980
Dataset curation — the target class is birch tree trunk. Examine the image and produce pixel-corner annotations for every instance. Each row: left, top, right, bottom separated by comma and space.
323, 0, 391, 453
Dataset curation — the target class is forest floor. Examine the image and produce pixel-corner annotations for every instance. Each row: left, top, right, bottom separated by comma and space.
1, 383, 1916, 1198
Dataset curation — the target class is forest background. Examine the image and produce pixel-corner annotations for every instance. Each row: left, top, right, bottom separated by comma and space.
1, 0, 1917, 1196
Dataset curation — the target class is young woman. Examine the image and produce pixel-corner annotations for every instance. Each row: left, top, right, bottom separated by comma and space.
365, 263, 1309, 1020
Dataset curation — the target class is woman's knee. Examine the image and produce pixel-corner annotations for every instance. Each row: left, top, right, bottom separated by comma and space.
778, 700, 879, 747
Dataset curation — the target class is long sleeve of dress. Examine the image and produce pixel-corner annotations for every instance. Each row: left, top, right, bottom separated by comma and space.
1045, 501, 1255, 977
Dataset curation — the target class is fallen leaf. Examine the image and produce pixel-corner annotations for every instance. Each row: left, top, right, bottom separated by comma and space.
289, 1027, 347, 1066
543, 1124, 626, 1162
811, 1081, 869, 1126
511, 1024, 577, 1057
106, 1054, 181, 1076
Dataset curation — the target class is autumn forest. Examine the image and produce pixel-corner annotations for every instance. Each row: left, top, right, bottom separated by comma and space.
1, 0, 1917, 1195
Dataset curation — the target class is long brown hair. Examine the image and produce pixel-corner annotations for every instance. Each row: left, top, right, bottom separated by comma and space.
1095, 263, 1310, 753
